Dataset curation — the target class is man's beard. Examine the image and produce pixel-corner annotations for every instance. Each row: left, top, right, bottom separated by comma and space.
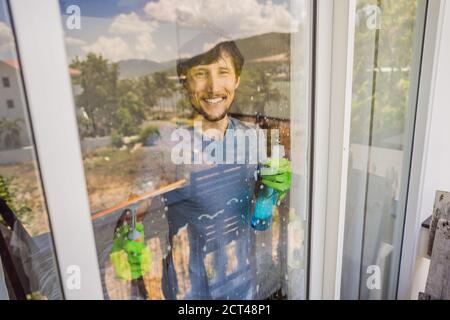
192, 104, 228, 122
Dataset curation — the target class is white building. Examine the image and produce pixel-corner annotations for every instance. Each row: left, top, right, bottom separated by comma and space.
0, 59, 31, 150
0, 59, 80, 151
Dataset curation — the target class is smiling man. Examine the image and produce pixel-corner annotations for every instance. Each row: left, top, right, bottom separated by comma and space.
161, 41, 260, 300
177, 41, 243, 137
162, 41, 290, 300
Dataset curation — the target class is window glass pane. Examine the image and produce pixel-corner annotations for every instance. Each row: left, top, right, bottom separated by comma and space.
341, 0, 427, 299
60, 0, 311, 300
0, 0, 63, 300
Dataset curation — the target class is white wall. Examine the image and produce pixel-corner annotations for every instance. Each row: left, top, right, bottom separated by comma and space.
0, 62, 31, 150
0, 146, 34, 165
80, 136, 112, 152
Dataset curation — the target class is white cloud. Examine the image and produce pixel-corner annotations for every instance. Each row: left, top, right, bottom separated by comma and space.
0, 22, 14, 55
134, 33, 156, 58
82, 36, 134, 61
144, 0, 301, 39
109, 12, 158, 34
81, 12, 158, 61
65, 36, 86, 46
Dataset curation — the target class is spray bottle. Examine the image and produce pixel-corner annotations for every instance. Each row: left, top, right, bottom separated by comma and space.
251, 145, 286, 231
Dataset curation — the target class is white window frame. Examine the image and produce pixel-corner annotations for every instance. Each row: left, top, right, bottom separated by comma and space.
398, 0, 448, 300
7, 0, 325, 301
311, 0, 356, 300
8, 0, 324, 301
308, 0, 333, 300
8, 0, 103, 299
5, 0, 442, 300
4, 0, 347, 300
313, 0, 438, 300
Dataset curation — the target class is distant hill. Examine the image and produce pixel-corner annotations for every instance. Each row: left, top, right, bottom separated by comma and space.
117, 32, 295, 79
235, 32, 291, 62
117, 59, 176, 79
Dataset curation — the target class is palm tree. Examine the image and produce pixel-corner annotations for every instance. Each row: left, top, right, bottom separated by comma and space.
138, 76, 157, 112
0, 118, 23, 149
152, 72, 176, 114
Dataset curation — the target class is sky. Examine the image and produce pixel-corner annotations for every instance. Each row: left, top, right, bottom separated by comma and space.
60, 0, 306, 63
0, 0, 306, 63
0, 0, 15, 61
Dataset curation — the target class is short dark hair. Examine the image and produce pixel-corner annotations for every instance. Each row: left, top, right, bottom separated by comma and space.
176, 41, 244, 84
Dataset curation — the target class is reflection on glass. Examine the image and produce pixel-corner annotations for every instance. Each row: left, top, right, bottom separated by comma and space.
0, 0, 63, 300
341, 0, 427, 299
60, 0, 311, 300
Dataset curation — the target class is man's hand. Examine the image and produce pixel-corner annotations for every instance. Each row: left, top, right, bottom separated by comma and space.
260, 158, 292, 202
136, 198, 151, 221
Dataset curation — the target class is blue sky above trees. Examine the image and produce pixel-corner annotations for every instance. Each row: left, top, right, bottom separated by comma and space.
59, 0, 304, 63
0, 0, 305, 62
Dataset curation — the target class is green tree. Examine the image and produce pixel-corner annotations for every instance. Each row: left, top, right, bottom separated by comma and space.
152, 71, 175, 112
0, 175, 31, 225
70, 53, 119, 137
235, 63, 285, 116
351, 0, 418, 146
176, 97, 194, 118
110, 78, 146, 137
113, 90, 145, 137
137, 76, 157, 111
152, 72, 175, 98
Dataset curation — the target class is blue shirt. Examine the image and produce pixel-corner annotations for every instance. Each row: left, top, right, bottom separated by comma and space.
163, 117, 261, 300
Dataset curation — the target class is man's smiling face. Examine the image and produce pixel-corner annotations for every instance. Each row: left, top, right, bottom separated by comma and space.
185, 51, 240, 122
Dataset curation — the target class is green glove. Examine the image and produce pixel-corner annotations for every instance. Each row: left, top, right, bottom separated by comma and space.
110, 222, 152, 281
260, 158, 292, 203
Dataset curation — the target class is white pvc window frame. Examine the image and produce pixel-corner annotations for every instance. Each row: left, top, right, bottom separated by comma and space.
8, 0, 103, 299
310, 0, 357, 300
5, 0, 439, 301
8, 0, 325, 301
313, 0, 439, 300
2, 0, 342, 300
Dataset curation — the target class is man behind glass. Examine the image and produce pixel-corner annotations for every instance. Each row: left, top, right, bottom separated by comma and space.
163, 41, 263, 300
